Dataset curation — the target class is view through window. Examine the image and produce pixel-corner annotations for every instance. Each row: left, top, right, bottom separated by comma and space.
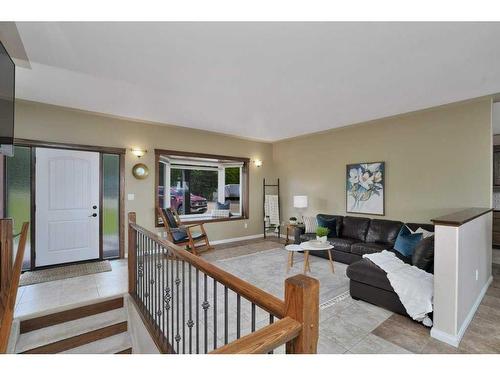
156, 151, 248, 224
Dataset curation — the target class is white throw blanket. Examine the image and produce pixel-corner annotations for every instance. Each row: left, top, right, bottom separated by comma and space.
363, 250, 434, 327
264, 194, 280, 226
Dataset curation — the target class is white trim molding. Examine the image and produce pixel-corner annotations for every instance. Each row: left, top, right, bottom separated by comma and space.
431, 275, 492, 347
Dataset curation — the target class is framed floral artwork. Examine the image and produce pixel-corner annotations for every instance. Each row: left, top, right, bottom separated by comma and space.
346, 162, 385, 215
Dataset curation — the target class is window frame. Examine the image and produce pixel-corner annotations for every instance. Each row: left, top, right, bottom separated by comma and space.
154, 149, 250, 227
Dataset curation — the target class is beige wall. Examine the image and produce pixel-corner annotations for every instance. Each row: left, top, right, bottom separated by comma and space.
273, 99, 493, 225
14, 98, 493, 243
14, 100, 275, 241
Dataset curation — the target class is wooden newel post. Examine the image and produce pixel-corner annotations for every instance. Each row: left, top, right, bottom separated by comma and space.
0, 219, 13, 312
127, 212, 137, 294
284, 274, 319, 354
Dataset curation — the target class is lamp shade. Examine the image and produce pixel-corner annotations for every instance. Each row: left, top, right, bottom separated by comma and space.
293, 195, 308, 208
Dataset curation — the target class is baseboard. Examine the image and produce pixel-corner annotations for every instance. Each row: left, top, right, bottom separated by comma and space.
429, 327, 461, 347
210, 233, 264, 245
431, 275, 493, 347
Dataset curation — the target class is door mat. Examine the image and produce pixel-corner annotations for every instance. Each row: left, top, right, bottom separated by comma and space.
19, 260, 112, 286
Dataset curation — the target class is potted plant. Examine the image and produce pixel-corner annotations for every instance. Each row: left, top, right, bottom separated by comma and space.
316, 226, 329, 243
289, 216, 298, 225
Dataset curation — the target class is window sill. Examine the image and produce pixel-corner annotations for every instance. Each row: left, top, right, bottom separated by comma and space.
181, 214, 247, 224
156, 215, 247, 227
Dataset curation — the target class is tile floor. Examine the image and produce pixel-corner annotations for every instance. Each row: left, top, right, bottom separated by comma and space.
12, 238, 500, 354
14, 259, 128, 318
372, 263, 500, 354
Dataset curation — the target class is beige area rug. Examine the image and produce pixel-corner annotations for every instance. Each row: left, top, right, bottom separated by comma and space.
19, 260, 112, 286
214, 248, 350, 306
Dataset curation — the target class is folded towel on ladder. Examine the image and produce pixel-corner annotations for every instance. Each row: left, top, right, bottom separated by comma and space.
264, 194, 280, 226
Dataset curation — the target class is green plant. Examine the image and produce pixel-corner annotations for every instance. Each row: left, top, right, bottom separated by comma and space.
316, 226, 329, 237
289, 216, 297, 221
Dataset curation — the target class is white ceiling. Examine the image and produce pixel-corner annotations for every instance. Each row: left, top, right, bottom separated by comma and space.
12, 22, 500, 142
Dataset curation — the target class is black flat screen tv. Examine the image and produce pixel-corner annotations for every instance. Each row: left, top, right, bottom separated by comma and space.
0, 40, 15, 157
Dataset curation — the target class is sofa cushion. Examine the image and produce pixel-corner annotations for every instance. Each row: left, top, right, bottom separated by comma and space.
303, 216, 318, 233
341, 216, 370, 241
394, 225, 423, 257
317, 214, 337, 237
328, 237, 358, 253
406, 222, 434, 233
346, 258, 394, 292
365, 219, 403, 246
351, 242, 388, 256
317, 214, 343, 237
411, 235, 435, 273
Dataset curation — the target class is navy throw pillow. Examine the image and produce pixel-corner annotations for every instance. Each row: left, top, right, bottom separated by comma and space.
216, 201, 230, 209
394, 225, 423, 257
317, 216, 337, 237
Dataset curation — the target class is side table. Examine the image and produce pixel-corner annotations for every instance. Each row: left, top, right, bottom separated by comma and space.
285, 223, 305, 245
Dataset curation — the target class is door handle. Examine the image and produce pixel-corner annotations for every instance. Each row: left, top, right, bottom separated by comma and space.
89, 213, 97, 217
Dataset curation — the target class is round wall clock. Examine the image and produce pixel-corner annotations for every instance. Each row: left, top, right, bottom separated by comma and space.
132, 163, 149, 179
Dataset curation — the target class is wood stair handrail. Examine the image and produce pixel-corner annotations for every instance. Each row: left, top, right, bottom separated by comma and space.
210, 317, 302, 354
129, 222, 286, 318
0, 222, 29, 353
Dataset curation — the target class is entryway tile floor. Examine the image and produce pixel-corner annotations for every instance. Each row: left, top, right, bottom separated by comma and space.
14, 259, 128, 319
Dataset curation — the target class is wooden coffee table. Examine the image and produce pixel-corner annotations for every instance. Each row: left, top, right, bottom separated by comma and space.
285, 241, 334, 274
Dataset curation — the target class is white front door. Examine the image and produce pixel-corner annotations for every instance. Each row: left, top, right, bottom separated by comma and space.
35, 148, 100, 267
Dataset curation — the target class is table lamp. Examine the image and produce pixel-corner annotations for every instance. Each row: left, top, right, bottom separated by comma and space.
293, 195, 308, 223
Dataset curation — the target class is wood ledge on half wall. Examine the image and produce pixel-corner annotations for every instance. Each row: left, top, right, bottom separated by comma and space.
431, 207, 493, 227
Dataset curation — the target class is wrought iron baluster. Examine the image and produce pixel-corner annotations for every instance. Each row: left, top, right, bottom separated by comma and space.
135, 230, 139, 298
236, 294, 241, 339
196, 268, 200, 354
148, 238, 152, 320
213, 278, 217, 350
152, 241, 155, 330
203, 273, 208, 354
268, 314, 275, 354
152, 241, 156, 329
251, 303, 256, 332
141, 233, 147, 316
137, 232, 142, 302
143, 236, 151, 319
182, 260, 186, 354
156, 242, 161, 334
142, 234, 146, 311
224, 286, 228, 345
175, 259, 180, 354
161, 245, 166, 343
188, 263, 193, 354
171, 251, 175, 348
165, 247, 170, 349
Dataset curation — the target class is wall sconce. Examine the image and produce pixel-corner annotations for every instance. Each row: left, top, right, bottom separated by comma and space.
131, 148, 147, 158
253, 159, 263, 168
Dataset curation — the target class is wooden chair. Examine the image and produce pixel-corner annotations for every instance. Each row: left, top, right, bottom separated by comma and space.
157, 207, 213, 255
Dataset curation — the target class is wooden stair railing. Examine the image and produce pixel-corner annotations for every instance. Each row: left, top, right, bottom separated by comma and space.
0, 221, 29, 353
127, 212, 319, 354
